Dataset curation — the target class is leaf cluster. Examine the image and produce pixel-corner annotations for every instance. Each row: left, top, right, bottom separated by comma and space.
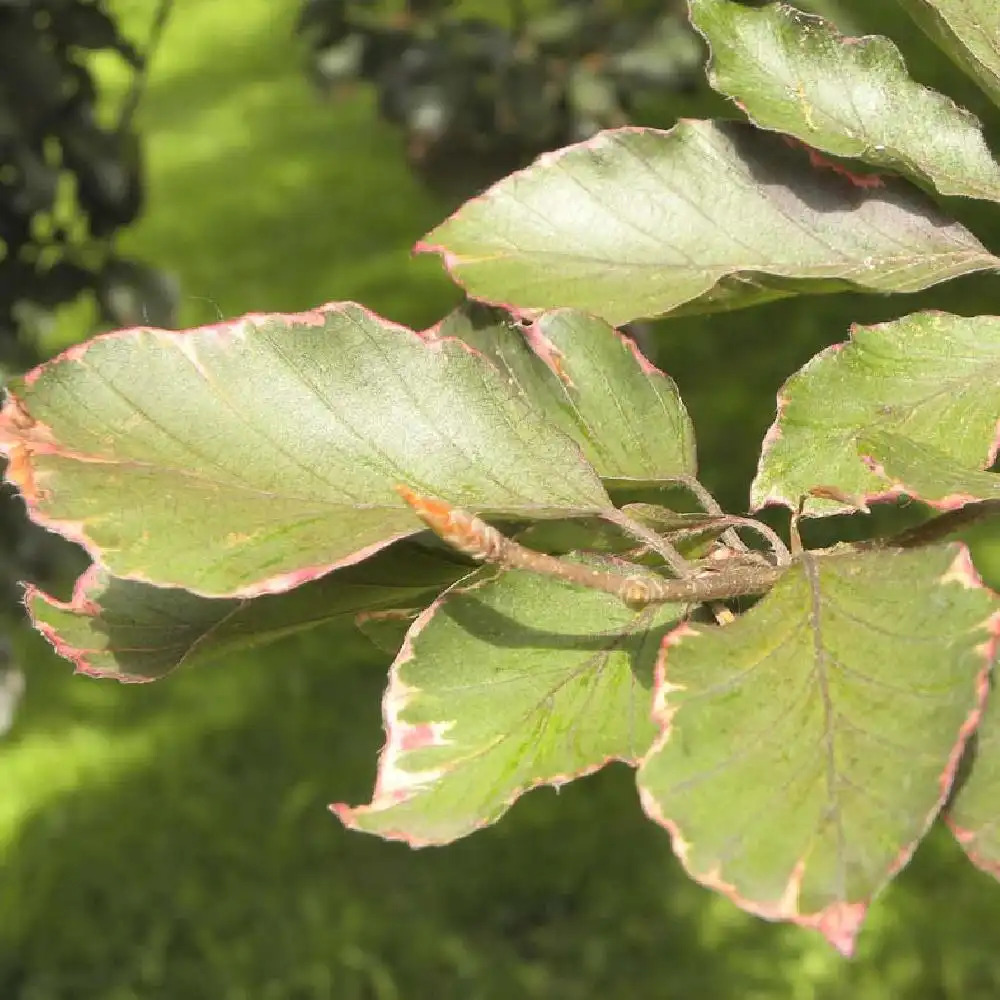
5, 0, 1000, 960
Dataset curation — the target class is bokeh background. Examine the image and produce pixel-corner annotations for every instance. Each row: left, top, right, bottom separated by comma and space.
3, 1, 1000, 997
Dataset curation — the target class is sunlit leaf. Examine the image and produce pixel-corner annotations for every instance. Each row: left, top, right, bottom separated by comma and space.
418, 120, 999, 326
691, 0, 1000, 201
437, 303, 696, 481
334, 561, 682, 845
0, 303, 610, 597
752, 312, 1000, 516
903, 0, 1000, 107
637, 544, 997, 955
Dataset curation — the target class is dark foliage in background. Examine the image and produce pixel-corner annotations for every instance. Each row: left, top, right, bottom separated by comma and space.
296, 0, 705, 192
0, 0, 174, 622
296, 0, 708, 349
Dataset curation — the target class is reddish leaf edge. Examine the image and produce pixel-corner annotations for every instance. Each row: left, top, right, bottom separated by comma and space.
752, 310, 1000, 517
860, 453, 999, 512
0, 300, 582, 600
694, 3, 924, 192
424, 304, 673, 387
947, 810, 1000, 882
948, 814, 1000, 882
331, 570, 649, 847
414, 121, 907, 323
637, 545, 999, 956
23, 565, 161, 683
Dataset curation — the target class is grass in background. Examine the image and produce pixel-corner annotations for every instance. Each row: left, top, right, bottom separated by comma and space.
3, 1, 1000, 997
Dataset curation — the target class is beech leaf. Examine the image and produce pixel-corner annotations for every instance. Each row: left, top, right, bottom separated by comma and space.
948, 683, 1000, 880
752, 312, 1000, 516
333, 562, 681, 846
637, 544, 997, 956
0, 303, 610, 597
417, 120, 999, 326
27, 542, 470, 681
903, 0, 1000, 107
690, 0, 1000, 202
860, 431, 1000, 508
437, 303, 696, 482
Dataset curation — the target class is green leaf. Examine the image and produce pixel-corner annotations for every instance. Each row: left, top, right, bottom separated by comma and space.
948, 678, 1000, 880
333, 562, 682, 846
752, 312, 1000, 516
417, 121, 999, 326
356, 608, 422, 657
0, 303, 610, 597
27, 542, 470, 681
637, 544, 996, 956
903, 0, 1000, 107
690, 0, 1000, 201
513, 516, 648, 556
860, 430, 1000, 507
437, 303, 696, 481
514, 507, 724, 562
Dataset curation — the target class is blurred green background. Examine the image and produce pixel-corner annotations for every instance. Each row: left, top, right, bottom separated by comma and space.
3, 1, 1000, 997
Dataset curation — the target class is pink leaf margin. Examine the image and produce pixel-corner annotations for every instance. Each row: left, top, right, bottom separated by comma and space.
0, 300, 593, 601
23, 565, 155, 684
860, 453, 1000, 512
332, 571, 649, 848
414, 121, 901, 325
944, 553, 1000, 880
752, 311, 1000, 517
638, 546, 999, 956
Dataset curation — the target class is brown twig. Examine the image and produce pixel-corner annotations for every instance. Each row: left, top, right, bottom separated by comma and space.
396, 486, 785, 608
601, 508, 690, 577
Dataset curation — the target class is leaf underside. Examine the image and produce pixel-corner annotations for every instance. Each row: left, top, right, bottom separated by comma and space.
418, 120, 999, 326
26, 541, 471, 682
637, 544, 997, 956
947, 682, 1000, 879
860, 431, 1000, 508
752, 312, 1000, 516
334, 561, 683, 846
691, 0, 1000, 202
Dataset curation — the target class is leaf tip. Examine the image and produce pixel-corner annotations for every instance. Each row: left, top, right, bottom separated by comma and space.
811, 901, 866, 957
